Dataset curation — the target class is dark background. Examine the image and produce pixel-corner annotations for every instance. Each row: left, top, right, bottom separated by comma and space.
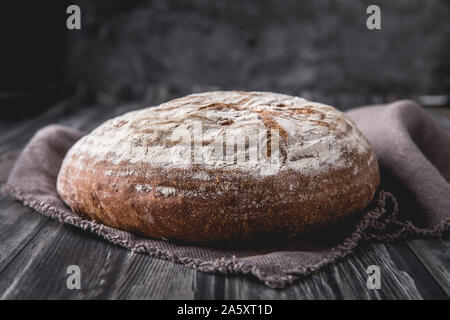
0, 1, 449, 300
0, 0, 449, 121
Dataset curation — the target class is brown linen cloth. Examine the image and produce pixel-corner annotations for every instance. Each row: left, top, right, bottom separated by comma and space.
1, 100, 449, 288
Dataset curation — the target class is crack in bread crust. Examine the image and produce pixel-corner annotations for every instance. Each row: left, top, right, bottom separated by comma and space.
57, 91, 380, 243
64, 91, 371, 176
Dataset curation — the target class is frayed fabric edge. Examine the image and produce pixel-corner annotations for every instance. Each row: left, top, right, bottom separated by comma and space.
2, 185, 449, 289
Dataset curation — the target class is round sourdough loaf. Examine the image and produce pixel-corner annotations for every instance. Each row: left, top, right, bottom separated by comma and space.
57, 91, 380, 243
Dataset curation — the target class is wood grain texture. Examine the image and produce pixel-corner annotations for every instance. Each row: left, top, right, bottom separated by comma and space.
223, 242, 447, 300
0, 220, 127, 299
0, 213, 198, 299
225, 268, 341, 300
0, 87, 449, 299
0, 194, 49, 273
0, 204, 447, 300
194, 272, 226, 300
106, 252, 196, 300
407, 239, 450, 296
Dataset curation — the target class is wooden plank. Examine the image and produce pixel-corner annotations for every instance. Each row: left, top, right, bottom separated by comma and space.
328, 243, 435, 299
0, 85, 174, 155
0, 86, 197, 300
220, 96, 450, 300
0, 208, 197, 299
1, 91, 448, 299
106, 252, 196, 300
407, 239, 450, 297
194, 272, 225, 300
0, 102, 108, 155
0, 194, 50, 273
3, 90, 445, 156
0, 219, 130, 299
0, 184, 445, 300
384, 241, 448, 300
224, 242, 446, 300
225, 269, 341, 300
1, 204, 445, 299
0, 100, 74, 154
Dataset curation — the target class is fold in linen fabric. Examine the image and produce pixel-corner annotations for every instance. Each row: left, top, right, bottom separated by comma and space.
348, 101, 450, 231
2, 100, 449, 288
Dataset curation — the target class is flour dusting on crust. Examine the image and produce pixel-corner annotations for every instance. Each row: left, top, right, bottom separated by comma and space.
65, 91, 371, 177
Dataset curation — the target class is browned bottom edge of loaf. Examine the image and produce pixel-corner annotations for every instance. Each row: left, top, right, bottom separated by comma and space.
57, 153, 380, 244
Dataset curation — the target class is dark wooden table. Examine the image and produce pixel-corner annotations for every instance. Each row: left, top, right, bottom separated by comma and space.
0, 87, 449, 300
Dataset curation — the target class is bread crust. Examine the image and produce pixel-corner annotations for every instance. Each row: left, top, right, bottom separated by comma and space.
56, 91, 380, 243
